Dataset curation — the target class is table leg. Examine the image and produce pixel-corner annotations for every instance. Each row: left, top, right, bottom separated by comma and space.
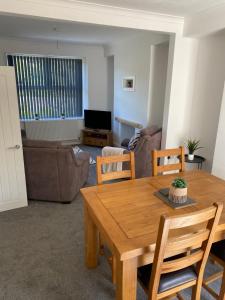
84, 203, 98, 268
116, 256, 137, 300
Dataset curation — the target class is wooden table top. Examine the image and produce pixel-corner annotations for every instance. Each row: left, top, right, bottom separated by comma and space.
81, 170, 225, 262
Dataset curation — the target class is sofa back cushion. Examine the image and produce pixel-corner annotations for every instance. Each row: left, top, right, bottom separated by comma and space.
140, 125, 159, 137
23, 139, 62, 149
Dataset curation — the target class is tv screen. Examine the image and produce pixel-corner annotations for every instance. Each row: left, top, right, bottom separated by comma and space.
84, 109, 111, 130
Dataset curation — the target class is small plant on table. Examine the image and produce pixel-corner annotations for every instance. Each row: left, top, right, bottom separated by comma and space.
169, 178, 187, 204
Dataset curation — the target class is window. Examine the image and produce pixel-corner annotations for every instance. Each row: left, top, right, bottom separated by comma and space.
7, 54, 83, 120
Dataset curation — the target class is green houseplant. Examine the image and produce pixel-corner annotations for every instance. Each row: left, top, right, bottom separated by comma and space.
186, 139, 203, 161
169, 178, 187, 204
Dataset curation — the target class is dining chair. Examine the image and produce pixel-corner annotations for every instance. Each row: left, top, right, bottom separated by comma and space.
96, 151, 135, 184
96, 151, 135, 283
152, 146, 185, 176
203, 239, 225, 299
138, 202, 223, 300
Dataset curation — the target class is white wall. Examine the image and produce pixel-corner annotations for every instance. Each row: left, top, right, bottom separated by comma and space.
105, 32, 169, 144
147, 31, 225, 174
188, 33, 225, 171
23, 119, 84, 141
148, 42, 169, 127
0, 37, 108, 141
106, 56, 114, 112
162, 34, 199, 149
212, 83, 225, 179
184, 4, 225, 38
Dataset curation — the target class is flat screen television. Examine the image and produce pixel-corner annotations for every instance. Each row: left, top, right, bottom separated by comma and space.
84, 109, 112, 130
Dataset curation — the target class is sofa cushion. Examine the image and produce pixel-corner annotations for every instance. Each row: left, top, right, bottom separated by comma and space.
23, 139, 62, 149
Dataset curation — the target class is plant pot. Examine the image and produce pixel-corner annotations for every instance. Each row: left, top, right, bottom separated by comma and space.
169, 186, 187, 204
188, 154, 194, 161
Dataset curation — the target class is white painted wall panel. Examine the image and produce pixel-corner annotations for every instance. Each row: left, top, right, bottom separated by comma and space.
23, 119, 84, 141
187, 33, 225, 171
212, 83, 225, 179
105, 33, 169, 145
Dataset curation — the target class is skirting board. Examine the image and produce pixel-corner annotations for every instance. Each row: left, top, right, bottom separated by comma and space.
0, 200, 28, 212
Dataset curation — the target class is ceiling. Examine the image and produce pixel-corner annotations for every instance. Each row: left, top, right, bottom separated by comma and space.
0, 14, 162, 45
1, 0, 223, 44
75, 0, 225, 17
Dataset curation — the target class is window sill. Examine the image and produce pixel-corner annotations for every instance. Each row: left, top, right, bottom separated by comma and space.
21, 117, 84, 122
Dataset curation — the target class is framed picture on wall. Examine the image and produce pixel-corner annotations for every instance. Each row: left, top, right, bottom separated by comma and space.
122, 76, 135, 91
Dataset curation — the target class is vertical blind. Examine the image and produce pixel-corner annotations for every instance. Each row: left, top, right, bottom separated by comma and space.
7, 54, 83, 120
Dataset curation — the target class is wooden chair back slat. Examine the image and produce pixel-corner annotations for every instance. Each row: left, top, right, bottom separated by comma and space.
152, 146, 185, 176
101, 170, 132, 182
165, 229, 210, 254
161, 250, 204, 274
148, 202, 223, 300
169, 206, 217, 229
96, 151, 135, 185
99, 153, 132, 164
157, 163, 182, 173
156, 148, 184, 158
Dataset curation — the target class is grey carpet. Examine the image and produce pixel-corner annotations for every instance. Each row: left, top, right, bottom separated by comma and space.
0, 145, 222, 299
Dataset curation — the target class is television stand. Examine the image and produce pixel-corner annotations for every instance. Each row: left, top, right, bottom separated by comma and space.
82, 128, 113, 147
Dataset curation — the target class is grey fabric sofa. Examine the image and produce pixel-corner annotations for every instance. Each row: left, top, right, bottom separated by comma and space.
23, 139, 90, 203
122, 126, 162, 178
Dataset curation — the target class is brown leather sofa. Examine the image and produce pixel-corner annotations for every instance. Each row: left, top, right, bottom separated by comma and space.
23, 140, 90, 203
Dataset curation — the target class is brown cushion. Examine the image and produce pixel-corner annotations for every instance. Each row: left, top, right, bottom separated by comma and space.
23, 139, 62, 149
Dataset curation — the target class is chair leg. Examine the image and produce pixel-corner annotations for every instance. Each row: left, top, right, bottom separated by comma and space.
219, 271, 225, 300
108, 255, 116, 284
191, 283, 201, 300
203, 283, 219, 299
112, 255, 116, 284
177, 293, 184, 300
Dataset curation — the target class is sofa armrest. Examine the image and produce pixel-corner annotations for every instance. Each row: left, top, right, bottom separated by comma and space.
72, 151, 90, 166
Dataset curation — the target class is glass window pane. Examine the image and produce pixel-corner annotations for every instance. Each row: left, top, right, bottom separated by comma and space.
7, 54, 83, 120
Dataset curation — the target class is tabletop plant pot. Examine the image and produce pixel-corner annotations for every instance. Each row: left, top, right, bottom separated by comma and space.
169, 178, 187, 204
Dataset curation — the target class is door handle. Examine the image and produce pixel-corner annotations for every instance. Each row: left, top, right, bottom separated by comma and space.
8, 145, 21, 150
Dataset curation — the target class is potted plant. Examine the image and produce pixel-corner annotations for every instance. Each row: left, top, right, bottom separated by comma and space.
186, 139, 203, 161
169, 177, 187, 204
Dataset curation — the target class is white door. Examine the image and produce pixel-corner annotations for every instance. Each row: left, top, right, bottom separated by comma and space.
0, 67, 27, 212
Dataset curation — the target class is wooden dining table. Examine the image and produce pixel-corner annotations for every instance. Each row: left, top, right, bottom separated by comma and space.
81, 170, 225, 300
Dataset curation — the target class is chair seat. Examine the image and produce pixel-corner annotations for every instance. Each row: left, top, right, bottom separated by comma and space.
138, 264, 197, 294
211, 240, 225, 261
